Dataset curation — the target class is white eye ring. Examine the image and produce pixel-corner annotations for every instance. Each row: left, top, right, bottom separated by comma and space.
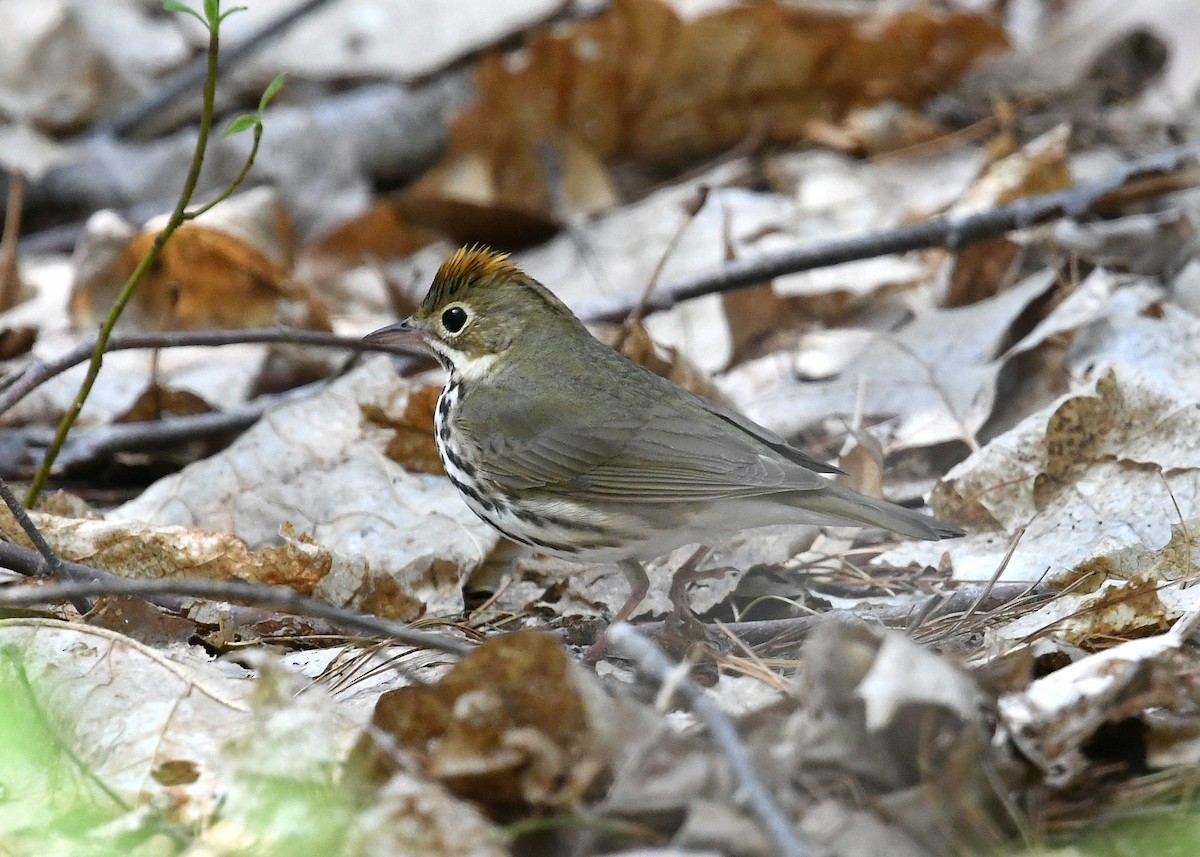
441, 305, 470, 335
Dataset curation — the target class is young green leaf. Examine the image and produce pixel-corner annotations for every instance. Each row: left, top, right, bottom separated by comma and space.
203, 0, 220, 26
217, 5, 248, 24
222, 113, 260, 138
162, 0, 207, 28
258, 74, 287, 115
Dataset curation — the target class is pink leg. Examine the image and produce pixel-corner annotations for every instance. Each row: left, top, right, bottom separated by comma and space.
667, 546, 724, 619
585, 559, 649, 664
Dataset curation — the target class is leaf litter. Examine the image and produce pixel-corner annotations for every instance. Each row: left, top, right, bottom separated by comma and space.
6, 0, 1200, 854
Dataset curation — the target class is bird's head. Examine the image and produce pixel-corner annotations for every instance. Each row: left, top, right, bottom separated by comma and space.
363, 246, 583, 381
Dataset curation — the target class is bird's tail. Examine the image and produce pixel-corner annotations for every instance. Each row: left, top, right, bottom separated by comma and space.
799, 482, 964, 541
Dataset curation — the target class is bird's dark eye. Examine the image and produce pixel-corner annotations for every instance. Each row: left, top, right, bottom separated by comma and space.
441, 306, 468, 334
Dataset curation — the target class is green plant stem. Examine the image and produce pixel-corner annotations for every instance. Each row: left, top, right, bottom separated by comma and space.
24, 11, 262, 508
188, 122, 262, 220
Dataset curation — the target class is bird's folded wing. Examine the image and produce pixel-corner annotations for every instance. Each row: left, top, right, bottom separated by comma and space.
465, 391, 831, 504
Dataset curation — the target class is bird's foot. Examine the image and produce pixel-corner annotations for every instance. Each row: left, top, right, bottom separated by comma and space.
667, 546, 731, 621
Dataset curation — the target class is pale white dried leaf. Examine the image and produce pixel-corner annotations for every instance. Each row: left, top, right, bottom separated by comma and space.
857, 633, 986, 731
337, 772, 508, 857
110, 357, 497, 614
882, 295, 1200, 582
230, 0, 565, 81
0, 618, 254, 823
998, 610, 1200, 786
719, 270, 1057, 450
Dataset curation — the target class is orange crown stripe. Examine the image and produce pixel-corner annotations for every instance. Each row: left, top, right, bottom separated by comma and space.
435, 246, 522, 287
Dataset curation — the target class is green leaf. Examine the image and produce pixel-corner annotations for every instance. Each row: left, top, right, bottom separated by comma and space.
222, 113, 260, 138
257, 73, 287, 115
203, 0, 220, 26
162, 0, 207, 27
217, 5, 248, 24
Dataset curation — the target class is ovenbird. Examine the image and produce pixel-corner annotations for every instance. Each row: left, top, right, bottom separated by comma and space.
365, 247, 962, 633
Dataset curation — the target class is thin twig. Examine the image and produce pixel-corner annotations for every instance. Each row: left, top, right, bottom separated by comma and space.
627, 582, 1049, 647
0, 327, 420, 419
575, 146, 1200, 323
0, 477, 96, 615
0, 478, 66, 579
918, 527, 1025, 642
14, 379, 327, 474
613, 185, 710, 350
0, 542, 472, 656
0, 526, 354, 639
607, 622, 808, 857
0, 172, 24, 312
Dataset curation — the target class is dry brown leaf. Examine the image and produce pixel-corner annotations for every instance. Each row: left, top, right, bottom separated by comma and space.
0, 324, 35, 359
303, 199, 440, 268
69, 188, 329, 331
404, 0, 1008, 229
612, 319, 727, 400
363, 384, 445, 475
0, 506, 335, 594
943, 125, 1073, 307
85, 595, 197, 646
350, 631, 607, 810
721, 281, 808, 365
118, 385, 213, 423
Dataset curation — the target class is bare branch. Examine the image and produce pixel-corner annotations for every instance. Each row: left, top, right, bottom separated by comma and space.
577, 146, 1200, 323
11, 379, 327, 474
608, 622, 808, 857
0, 540, 472, 656
0, 478, 67, 579
0, 327, 422, 418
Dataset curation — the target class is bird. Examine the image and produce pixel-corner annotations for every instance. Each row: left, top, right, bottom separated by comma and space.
364, 246, 962, 651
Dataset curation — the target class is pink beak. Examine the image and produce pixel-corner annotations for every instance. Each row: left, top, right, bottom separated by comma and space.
362, 318, 426, 349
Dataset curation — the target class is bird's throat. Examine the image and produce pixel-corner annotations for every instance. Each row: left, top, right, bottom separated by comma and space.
428, 341, 498, 385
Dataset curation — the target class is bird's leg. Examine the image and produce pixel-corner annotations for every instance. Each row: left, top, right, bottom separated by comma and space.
667, 546, 723, 620
584, 559, 649, 665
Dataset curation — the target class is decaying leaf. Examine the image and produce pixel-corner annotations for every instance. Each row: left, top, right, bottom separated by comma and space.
608, 319, 727, 400
401, 0, 1007, 230
0, 617, 256, 825
363, 383, 445, 475
0, 505, 340, 594
940, 125, 1073, 306
350, 631, 614, 810
719, 269, 1058, 451
69, 188, 329, 331
998, 611, 1200, 790
598, 620, 1012, 856
887, 297, 1200, 583
338, 771, 509, 857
